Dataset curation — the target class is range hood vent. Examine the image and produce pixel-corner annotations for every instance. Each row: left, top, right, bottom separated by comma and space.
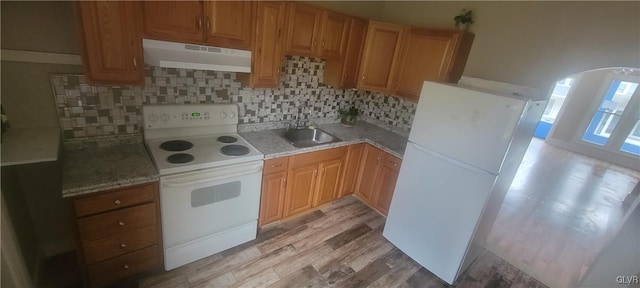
142, 39, 251, 73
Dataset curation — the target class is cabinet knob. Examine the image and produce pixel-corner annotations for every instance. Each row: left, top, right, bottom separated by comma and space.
119, 243, 127, 249
393, 162, 397, 166
282, 177, 286, 183
322, 40, 325, 47
114, 199, 121, 205
206, 17, 210, 30
132, 57, 137, 69
123, 264, 129, 270
361, 75, 365, 80
197, 17, 202, 29
117, 221, 125, 226
271, 164, 282, 168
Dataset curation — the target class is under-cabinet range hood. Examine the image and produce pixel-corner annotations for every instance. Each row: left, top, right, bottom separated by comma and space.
142, 39, 251, 73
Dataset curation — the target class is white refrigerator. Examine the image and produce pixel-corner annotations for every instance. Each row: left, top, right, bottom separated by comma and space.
383, 80, 546, 284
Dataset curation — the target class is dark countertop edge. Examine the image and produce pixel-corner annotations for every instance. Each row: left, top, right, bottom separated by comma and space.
62, 176, 159, 198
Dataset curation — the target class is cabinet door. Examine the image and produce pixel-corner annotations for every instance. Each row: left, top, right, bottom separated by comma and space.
251, 1, 286, 88
371, 154, 401, 215
77, 1, 143, 84
284, 164, 317, 217
357, 22, 407, 94
318, 11, 349, 60
142, 1, 203, 43
203, 1, 253, 50
323, 16, 367, 89
355, 145, 382, 203
259, 171, 287, 226
313, 158, 343, 207
284, 2, 322, 57
394, 29, 458, 101
338, 144, 365, 198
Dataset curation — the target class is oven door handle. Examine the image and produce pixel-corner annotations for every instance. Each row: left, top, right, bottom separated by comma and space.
162, 163, 263, 188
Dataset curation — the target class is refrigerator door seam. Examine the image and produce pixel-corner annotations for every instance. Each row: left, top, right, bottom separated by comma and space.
409, 142, 498, 176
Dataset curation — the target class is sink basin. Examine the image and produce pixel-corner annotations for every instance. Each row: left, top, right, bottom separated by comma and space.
283, 128, 342, 148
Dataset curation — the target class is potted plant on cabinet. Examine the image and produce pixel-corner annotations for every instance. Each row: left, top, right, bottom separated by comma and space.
337, 106, 359, 127
454, 9, 474, 30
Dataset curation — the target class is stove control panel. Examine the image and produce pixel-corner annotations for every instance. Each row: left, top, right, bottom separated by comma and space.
142, 104, 239, 129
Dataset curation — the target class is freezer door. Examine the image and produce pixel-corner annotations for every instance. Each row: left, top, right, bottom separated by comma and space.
383, 142, 497, 284
410, 82, 526, 174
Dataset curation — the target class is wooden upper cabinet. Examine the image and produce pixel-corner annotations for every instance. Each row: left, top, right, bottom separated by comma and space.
76, 1, 143, 85
357, 21, 407, 94
251, 1, 286, 88
203, 1, 253, 50
318, 11, 349, 60
141, 1, 204, 43
323, 17, 367, 89
284, 2, 323, 57
393, 28, 475, 100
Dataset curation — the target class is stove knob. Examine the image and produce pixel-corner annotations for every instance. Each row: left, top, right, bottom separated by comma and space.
229, 112, 236, 118
220, 112, 227, 119
148, 113, 159, 123
160, 113, 170, 122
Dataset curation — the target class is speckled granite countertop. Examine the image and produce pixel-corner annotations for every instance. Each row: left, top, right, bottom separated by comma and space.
62, 135, 159, 198
240, 121, 408, 159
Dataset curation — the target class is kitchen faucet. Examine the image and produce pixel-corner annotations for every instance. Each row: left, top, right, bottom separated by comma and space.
293, 103, 309, 129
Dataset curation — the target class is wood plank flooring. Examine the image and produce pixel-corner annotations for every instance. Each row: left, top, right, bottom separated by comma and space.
137, 196, 547, 288
485, 138, 640, 288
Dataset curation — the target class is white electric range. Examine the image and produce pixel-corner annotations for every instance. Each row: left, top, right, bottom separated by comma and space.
142, 104, 264, 270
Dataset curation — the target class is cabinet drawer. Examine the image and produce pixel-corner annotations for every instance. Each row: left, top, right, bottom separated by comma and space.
83, 225, 157, 265
263, 157, 289, 175
78, 203, 157, 242
87, 245, 159, 287
382, 153, 402, 173
74, 183, 156, 217
290, 146, 347, 169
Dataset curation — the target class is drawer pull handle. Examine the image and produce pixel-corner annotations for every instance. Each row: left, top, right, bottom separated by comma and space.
393, 163, 397, 166
123, 264, 129, 270
117, 221, 125, 226
114, 199, 121, 205
271, 164, 282, 168
119, 243, 127, 249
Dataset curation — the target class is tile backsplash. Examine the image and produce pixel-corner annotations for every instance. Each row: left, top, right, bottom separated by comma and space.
51, 56, 416, 139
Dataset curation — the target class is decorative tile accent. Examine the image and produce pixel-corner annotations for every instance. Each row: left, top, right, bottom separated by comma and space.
357, 91, 417, 133
50, 56, 416, 139
50, 75, 143, 139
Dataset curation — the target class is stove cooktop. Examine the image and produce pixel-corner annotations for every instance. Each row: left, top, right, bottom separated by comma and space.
146, 133, 264, 175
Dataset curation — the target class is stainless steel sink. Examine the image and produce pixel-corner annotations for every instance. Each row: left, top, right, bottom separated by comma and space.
283, 128, 341, 148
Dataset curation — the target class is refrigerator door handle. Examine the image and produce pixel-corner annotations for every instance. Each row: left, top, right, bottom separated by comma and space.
409, 142, 497, 176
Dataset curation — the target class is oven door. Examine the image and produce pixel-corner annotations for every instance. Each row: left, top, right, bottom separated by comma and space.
160, 160, 263, 248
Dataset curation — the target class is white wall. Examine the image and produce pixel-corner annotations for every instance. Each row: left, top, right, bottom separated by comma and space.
380, 1, 640, 92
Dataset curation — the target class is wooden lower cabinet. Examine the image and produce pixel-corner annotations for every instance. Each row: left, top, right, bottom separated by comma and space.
72, 182, 162, 287
259, 157, 289, 226
371, 153, 402, 215
338, 143, 365, 198
355, 144, 382, 203
284, 164, 318, 217
355, 144, 402, 216
313, 158, 344, 207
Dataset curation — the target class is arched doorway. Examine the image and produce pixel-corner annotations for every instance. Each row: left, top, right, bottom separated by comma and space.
534, 67, 640, 170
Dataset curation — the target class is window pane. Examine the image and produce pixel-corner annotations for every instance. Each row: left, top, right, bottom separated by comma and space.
541, 78, 573, 123
620, 120, 640, 156
582, 80, 638, 146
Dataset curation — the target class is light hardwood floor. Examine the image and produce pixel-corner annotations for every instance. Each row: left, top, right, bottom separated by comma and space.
485, 138, 640, 288
136, 196, 546, 288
